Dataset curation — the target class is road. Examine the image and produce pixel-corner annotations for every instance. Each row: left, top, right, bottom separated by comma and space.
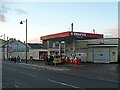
2, 61, 118, 89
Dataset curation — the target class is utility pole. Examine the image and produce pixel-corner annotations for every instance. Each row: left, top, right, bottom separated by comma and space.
4, 34, 5, 40
26, 19, 27, 63
71, 23, 73, 32
71, 23, 75, 59
7, 36, 8, 60
93, 29, 95, 34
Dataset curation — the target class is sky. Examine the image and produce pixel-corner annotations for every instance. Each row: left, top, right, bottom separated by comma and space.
0, 0, 119, 43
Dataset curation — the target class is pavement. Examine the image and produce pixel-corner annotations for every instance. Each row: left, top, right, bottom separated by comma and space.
5, 60, 119, 83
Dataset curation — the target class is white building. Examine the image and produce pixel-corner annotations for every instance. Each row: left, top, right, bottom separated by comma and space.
3, 38, 30, 60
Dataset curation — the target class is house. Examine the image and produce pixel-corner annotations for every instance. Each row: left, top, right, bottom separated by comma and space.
3, 38, 30, 60
0, 39, 6, 60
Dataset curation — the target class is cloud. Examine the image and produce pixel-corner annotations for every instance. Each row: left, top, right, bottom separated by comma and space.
28, 37, 41, 43
0, 14, 6, 23
104, 28, 118, 38
14, 8, 28, 15
0, 4, 10, 23
0, 4, 13, 23
0, 4, 28, 23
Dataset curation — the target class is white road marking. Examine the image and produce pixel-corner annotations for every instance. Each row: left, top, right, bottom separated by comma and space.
48, 79, 80, 89
31, 67, 37, 70
20, 71, 37, 77
14, 85, 19, 88
76, 73, 119, 83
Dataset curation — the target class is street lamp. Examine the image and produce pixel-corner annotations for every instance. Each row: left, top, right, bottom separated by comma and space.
7, 36, 9, 61
20, 19, 28, 63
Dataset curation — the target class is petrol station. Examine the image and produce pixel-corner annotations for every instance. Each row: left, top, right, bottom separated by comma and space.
40, 31, 105, 63
40, 23, 118, 64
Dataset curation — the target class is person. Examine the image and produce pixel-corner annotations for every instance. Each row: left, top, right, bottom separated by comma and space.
9, 56, 12, 61
29, 56, 34, 64
49, 55, 54, 65
44, 54, 48, 65
17, 55, 20, 63
14, 57, 17, 63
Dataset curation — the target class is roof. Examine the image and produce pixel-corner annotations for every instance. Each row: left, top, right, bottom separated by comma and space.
40, 31, 103, 40
28, 43, 43, 49
2, 39, 30, 48
88, 44, 118, 47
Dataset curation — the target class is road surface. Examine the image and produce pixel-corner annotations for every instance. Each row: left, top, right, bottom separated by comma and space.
2, 61, 118, 89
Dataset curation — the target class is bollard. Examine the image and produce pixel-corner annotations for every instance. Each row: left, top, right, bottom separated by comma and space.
73, 57, 78, 64
75, 59, 78, 64
70, 58, 73, 64
77, 59, 81, 65
73, 59, 76, 64
65, 57, 70, 64
65, 59, 68, 63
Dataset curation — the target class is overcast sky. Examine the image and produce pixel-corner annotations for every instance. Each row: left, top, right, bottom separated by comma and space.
0, 0, 118, 43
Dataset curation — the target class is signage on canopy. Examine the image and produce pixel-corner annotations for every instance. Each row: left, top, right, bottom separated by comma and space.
71, 32, 86, 37
70, 32, 103, 38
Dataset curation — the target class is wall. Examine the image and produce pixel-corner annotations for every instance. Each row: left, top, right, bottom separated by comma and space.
76, 41, 88, 53
66, 40, 73, 58
75, 41, 88, 62
9, 52, 29, 60
109, 47, 118, 62
87, 38, 118, 63
8, 41, 27, 52
88, 48, 93, 62
29, 49, 40, 60
88, 38, 118, 45
88, 47, 118, 63
0, 40, 3, 60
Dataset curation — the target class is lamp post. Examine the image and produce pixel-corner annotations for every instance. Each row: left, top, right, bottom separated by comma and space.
7, 36, 9, 61
20, 19, 27, 63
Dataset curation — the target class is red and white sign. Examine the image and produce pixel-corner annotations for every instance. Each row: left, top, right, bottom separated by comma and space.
71, 32, 86, 37
8, 47, 12, 53
70, 32, 103, 38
